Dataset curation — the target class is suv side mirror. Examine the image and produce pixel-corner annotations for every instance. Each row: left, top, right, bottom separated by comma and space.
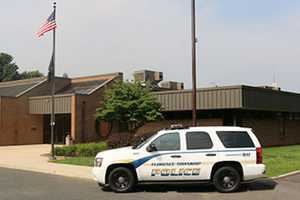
147, 143, 157, 152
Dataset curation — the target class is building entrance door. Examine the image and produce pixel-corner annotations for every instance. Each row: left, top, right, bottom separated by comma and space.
43, 114, 71, 144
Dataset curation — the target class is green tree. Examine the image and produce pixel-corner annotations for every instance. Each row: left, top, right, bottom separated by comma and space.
19, 70, 44, 79
0, 53, 19, 81
96, 81, 163, 132
0, 52, 44, 81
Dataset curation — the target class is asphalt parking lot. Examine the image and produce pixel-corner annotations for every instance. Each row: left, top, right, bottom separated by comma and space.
0, 167, 299, 200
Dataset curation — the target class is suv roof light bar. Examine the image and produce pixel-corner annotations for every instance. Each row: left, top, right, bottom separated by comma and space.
167, 124, 188, 130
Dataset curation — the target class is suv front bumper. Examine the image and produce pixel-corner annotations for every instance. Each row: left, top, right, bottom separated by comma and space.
92, 167, 106, 185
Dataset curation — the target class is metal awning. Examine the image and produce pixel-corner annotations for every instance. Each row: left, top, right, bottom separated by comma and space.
155, 85, 300, 113
29, 94, 73, 114
155, 86, 243, 111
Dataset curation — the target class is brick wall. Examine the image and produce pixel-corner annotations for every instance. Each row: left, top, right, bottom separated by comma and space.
285, 119, 300, 145
242, 118, 300, 147
0, 96, 43, 146
72, 76, 123, 143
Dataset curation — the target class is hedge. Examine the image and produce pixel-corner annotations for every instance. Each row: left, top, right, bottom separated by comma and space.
54, 142, 108, 157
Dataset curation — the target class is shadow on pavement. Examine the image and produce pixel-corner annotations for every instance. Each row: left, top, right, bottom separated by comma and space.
102, 178, 278, 193
245, 178, 278, 191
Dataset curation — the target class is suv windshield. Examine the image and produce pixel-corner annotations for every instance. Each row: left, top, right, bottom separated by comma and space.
132, 134, 156, 149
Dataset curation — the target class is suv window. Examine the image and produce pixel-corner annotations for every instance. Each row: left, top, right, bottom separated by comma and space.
186, 132, 213, 150
151, 132, 180, 151
216, 131, 255, 148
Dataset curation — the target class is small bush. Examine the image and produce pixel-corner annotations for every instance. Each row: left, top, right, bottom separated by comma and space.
76, 143, 108, 157
64, 145, 77, 156
54, 142, 108, 157
54, 147, 66, 156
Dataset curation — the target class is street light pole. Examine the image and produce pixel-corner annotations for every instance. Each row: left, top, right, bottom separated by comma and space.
191, 0, 197, 126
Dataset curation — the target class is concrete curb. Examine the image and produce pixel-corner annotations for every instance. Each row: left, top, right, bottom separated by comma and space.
0, 163, 93, 181
2, 162, 300, 182
271, 170, 300, 180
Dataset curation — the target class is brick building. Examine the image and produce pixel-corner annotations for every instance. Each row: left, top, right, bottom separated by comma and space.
1, 71, 300, 147
0, 72, 122, 146
136, 85, 300, 147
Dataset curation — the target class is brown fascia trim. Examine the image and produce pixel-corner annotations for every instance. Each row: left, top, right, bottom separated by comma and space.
70, 72, 123, 83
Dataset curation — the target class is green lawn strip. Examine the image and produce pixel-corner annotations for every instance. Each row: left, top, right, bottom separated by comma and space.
51, 145, 300, 177
51, 157, 94, 167
263, 145, 300, 177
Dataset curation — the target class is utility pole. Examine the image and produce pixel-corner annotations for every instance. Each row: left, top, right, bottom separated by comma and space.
191, 0, 197, 126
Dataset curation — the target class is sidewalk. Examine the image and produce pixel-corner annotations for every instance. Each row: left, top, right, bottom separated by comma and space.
0, 145, 93, 180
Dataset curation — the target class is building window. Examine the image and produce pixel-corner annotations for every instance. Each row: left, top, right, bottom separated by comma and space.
186, 132, 213, 150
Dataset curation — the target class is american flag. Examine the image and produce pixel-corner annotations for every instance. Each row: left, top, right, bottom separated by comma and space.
37, 11, 57, 37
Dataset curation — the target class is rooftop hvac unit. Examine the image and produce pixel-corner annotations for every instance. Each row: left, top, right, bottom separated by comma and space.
160, 81, 184, 90
133, 70, 163, 84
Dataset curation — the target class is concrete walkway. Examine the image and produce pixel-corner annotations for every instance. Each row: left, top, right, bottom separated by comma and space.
0, 145, 93, 180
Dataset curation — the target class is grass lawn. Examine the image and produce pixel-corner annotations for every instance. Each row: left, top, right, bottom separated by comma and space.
51, 145, 300, 177
52, 157, 94, 167
263, 145, 300, 177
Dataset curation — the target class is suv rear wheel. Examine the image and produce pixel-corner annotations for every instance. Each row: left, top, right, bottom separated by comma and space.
213, 166, 241, 193
107, 167, 135, 193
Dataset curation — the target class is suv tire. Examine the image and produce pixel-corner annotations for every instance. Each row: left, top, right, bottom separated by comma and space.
108, 167, 135, 193
213, 166, 241, 193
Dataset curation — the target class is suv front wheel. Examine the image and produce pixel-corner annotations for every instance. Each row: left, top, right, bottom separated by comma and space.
213, 166, 241, 193
107, 167, 135, 193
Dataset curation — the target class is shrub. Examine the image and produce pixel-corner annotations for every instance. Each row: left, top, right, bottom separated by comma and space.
54, 142, 108, 157
76, 143, 108, 157
54, 147, 66, 156
64, 145, 77, 156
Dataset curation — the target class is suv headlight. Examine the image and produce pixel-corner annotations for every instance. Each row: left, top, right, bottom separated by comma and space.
94, 158, 103, 167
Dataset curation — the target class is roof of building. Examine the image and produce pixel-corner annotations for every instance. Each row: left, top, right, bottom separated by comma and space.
58, 79, 109, 95
57, 72, 122, 95
27, 72, 123, 114
0, 77, 46, 97
154, 85, 300, 113
0, 72, 123, 98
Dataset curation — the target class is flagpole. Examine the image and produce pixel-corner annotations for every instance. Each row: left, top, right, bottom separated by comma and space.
50, 1, 56, 160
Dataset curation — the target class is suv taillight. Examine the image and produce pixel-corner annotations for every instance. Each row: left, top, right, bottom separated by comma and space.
256, 147, 263, 164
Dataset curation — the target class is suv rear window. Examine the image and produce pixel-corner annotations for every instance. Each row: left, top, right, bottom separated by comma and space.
216, 131, 255, 148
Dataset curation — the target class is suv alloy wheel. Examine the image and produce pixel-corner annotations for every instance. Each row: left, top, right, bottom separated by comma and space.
108, 167, 135, 193
213, 166, 241, 193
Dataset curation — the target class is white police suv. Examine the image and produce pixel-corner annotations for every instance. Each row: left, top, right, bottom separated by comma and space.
92, 126, 266, 193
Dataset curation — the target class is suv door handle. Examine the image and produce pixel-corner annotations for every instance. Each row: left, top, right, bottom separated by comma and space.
171, 155, 182, 158
206, 153, 216, 157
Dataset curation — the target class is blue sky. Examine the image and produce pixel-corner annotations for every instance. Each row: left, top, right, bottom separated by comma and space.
1, 0, 300, 91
